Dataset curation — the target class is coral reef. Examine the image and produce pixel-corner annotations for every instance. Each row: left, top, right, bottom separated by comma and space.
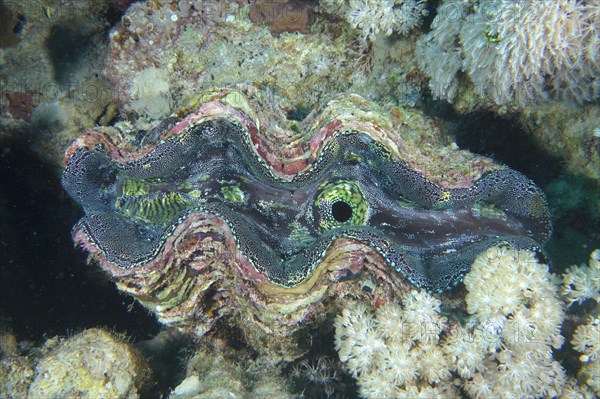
106, 0, 352, 119
318, 0, 428, 42
61, 89, 551, 360
27, 328, 152, 399
518, 101, 600, 182
248, 0, 317, 35
562, 249, 600, 306
1, 0, 597, 398
0, 0, 114, 166
417, 0, 599, 108
571, 317, 600, 395
105, 0, 425, 121
0, 328, 152, 398
169, 343, 294, 399
0, 0, 425, 172
334, 246, 596, 398
0, 330, 35, 399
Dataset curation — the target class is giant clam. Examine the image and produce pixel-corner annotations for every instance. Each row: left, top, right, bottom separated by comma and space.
62, 88, 550, 357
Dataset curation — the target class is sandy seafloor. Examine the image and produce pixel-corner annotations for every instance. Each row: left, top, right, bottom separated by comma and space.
0, 0, 599, 398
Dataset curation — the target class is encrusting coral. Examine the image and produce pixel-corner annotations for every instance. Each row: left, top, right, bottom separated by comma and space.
334, 246, 597, 398
417, 0, 599, 107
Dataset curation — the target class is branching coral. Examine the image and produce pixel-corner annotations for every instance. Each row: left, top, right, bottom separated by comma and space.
319, 0, 428, 42
334, 246, 597, 398
562, 249, 600, 306
417, 0, 600, 106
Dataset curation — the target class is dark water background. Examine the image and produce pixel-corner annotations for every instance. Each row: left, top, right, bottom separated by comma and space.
0, 138, 161, 342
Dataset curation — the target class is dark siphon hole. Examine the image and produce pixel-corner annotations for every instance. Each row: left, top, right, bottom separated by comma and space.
331, 201, 352, 223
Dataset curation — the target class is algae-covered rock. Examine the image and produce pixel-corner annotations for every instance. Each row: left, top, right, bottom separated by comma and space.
1, 0, 114, 168
0, 352, 35, 399
0, 329, 35, 398
27, 328, 151, 399
170, 343, 295, 399
518, 101, 600, 183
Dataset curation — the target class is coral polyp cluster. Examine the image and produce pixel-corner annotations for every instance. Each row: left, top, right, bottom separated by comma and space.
334, 291, 456, 397
417, 0, 599, 106
571, 317, 600, 394
318, 0, 428, 41
334, 246, 595, 398
562, 250, 600, 395
562, 249, 600, 306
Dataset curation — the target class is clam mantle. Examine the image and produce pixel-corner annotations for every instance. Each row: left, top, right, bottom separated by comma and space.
62, 89, 551, 353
